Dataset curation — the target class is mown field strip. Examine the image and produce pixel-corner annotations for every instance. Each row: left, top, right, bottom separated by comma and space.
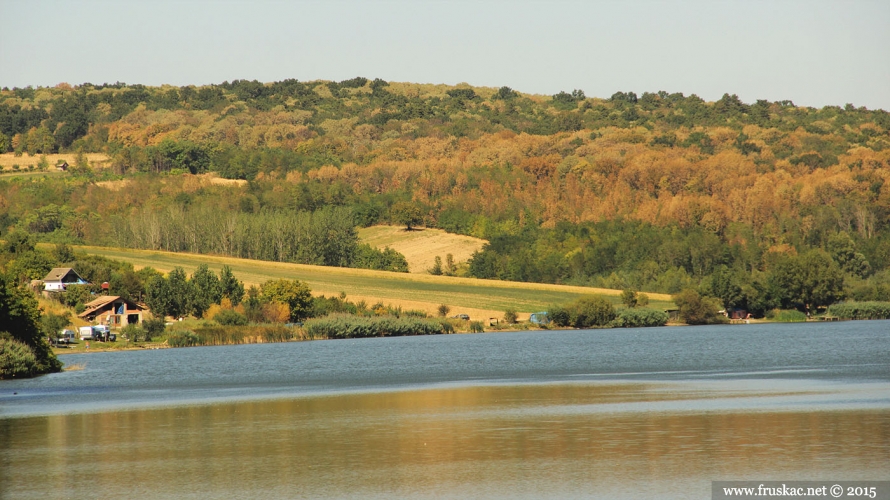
76, 246, 675, 313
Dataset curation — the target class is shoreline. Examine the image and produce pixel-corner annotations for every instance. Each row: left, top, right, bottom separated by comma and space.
51, 317, 848, 356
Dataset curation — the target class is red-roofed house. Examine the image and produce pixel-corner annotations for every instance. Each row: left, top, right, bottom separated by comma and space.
78, 296, 147, 328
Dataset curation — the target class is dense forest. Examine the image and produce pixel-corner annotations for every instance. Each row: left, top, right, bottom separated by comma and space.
1, 78, 889, 315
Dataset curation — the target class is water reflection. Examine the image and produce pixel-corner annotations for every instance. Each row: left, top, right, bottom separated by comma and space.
3, 383, 888, 499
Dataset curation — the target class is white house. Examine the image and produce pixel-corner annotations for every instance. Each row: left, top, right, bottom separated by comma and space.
42, 268, 88, 291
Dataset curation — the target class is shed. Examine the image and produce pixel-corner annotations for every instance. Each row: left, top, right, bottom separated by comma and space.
78, 295, 147, 327
42, 268, 88, 291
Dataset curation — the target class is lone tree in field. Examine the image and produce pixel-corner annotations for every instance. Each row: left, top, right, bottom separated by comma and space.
391, 201, 423, 231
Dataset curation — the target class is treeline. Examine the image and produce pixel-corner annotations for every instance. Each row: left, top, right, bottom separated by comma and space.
2, 78, 887, 160
1, 78, 889, 313
111, 205, 407, 271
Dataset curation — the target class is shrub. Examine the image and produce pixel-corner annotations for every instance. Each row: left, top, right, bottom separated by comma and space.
548, 297, 616, 328
167, 329, 200, 347
826, 301, 890, 320
673, 289, 726, 325
0, 338, 38, 379
214, 308, 248, 326
547, 305, 572, 327
620, 289, 638, 308
469, 320, 485, 333
142, 317, 167, 338
768, 309, 807, 322
121, 323, 146, 342
571, 296, 616, 328
503, 308, 518, 324
437, 304, 451, 317
611, 307, 669, 328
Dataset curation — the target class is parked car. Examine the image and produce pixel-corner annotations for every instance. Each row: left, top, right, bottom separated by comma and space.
53, 329, 78, 346
451, 314, 470, 321
78, 325, 116, 342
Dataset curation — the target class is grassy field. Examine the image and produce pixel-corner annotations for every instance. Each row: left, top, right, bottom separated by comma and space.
76, 246, 674, 321
357, 225, 487, 273
0, 152, 110, 171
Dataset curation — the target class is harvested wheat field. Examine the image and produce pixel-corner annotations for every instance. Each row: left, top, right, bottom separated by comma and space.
358, 225, 487, 273
75, 245, 675, 320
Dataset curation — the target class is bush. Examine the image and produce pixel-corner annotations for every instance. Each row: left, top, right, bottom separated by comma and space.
214, 309, 249, 326
611, 307, 669, 328
503, 308, 518, 324
469, 320, 485, 332
142, 317, 167, 338
120, 323, 146, 342
620, 289, 638, 308
0, 338, 38, 379
547, 305, 571, 327
167, 329, 200, 347
571, 296, 616, 328
826, 301, 890, 320
437, 304, 451, 317
303, 314, 448, 339
548, 296, 616, 328
767, 309, 807, 322
673, 289, 726, 325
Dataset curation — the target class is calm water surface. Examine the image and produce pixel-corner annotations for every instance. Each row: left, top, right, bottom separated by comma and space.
2, 321, 889, 499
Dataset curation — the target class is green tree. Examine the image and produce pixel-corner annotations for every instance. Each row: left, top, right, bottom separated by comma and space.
145, 267, 193, 319
827, 232, 870, 278
429, 256, 443, 275
219, 265, 244, 305
391, 201, 423, 230
709, 266, 743, 310
4, 230, 35, 254
570, 296, 616, 328
145, 275, 171, 319
260, 279, 313, 322
766, 251, 844, 312
503, 308, 518, 324
0, 272, 61, 377
165, 267, 193, 318
620, 289, 638, 308
109, 269, 144, 302
52, 243, 76, 263
40, 312, 70, 339
673, 289, 724, 325
799, 250, 845, 311
189, 264, 222, 318
444, 254, 456, 276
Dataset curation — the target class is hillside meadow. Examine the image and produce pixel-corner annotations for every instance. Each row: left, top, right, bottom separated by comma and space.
357, 225, 486, 273
75, 245, 674, 321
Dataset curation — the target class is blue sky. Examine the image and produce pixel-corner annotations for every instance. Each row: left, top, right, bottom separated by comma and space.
2, 0, 888, 109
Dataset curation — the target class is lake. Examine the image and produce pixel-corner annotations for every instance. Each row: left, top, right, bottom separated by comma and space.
2, 321, 889, 499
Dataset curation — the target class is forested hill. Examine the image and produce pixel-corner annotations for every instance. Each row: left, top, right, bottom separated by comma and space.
1, 78, 889, 314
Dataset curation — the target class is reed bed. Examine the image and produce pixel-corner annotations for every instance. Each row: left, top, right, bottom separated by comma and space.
826, 301, 890, 320
167, 325, 300, 347
304, 314, 452, 339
